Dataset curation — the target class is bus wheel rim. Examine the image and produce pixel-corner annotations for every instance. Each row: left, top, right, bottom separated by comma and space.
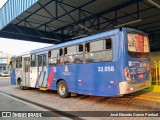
59, 84, 65, 95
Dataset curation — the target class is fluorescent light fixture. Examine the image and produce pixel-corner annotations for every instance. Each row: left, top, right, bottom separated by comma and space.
71, 34, 87, 39
114, 19, 142, 28
147, 0, 160, 9
40, 37, 60, 42
78, 24, 92, 32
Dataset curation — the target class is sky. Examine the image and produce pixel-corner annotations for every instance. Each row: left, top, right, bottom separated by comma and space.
0, 38, 52, 55
0, 0, 7, 9
0, 0, 52, 55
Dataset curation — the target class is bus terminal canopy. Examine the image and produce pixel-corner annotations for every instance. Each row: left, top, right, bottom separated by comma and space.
0, 0, 160, 51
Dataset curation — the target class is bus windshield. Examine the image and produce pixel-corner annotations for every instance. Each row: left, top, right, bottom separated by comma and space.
127, 33, 149, 58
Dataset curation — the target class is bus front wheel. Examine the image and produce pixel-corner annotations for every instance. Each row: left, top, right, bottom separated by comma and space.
19, 80, 25, 90
57, 80, 70, 98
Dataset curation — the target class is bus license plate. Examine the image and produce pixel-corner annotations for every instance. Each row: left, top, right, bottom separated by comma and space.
138, 74, 144, 78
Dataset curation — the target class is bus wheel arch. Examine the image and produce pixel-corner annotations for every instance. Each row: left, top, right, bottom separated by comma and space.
17, 78, 24, 90
56, 79, 70, 98
17, 78, 22, 85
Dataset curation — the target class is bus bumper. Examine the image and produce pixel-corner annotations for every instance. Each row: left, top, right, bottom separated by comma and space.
119, 79, 151, 95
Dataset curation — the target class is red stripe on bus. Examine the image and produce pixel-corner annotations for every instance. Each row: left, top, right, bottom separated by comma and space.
47, 67, 54, 89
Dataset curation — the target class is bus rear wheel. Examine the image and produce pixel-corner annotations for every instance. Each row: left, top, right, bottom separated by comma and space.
57, 80, 70, 98
19, 80, 25, 90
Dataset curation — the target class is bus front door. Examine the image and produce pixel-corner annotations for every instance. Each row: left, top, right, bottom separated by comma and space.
24, 57, 30, 86
37, 54, 47, 88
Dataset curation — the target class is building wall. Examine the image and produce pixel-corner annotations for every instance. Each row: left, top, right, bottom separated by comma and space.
151, 51, 160, 62
0, 51, 11, 72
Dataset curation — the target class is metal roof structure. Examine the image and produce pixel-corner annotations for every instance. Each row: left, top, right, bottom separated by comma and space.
0, 0, 160, 51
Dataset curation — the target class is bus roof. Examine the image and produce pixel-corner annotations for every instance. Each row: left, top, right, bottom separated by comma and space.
13, 27, 147, 56
30, 28, 120, 54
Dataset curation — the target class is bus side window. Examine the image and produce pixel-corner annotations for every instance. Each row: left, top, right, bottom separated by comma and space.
85, 43, 93, 62
85, 38, 113, 63
43, 55, 46, 66
64, 47, 70, 64
64, 46, 77, 64
48, 51, 51, 58
105, 38, 112, 61
85, 43, 90, 52
59, 48, 63, 64
105, 38, 112, 49
59, 49, 63, 56
64, 47, 69, 64
64, 48, 67, 55
31, 54, 36, 67
16, 57, 22, 68
49, 49, 60, 65
48, 51, 51, 65
79, 44, 83, 52
74, 44, 84, 64
38, 56, 42, 66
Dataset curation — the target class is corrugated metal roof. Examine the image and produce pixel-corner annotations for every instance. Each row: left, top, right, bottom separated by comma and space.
0, 0, 160, 50
0, 0, 38, 30
3, 0, 159, 34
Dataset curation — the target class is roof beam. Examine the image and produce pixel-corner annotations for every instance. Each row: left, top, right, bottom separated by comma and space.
59, 0, 119, 28
66, 5, 155, 36
16, 0, 55, 25
147, 0, 160, 9
53, 0, 144, 33
16, 18, 59, 30
26, 22, 45, 37
36, 0, 95, 29
37, 2, 56, 19
1, 24, 70, 42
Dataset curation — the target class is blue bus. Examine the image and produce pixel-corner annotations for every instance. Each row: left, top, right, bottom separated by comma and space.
10, 28, 151, 98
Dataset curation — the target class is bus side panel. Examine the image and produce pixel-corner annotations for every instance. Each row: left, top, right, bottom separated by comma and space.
30, 67, 37, 87
68, 64, 90, 94
89, 63, 119, 96
67, 63, 119, 96
10, 70, 16, 85
48, 65, 91, 94
48, 63, 119, 96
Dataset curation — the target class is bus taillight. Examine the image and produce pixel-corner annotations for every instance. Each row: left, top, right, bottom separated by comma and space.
125, 67, 131, 83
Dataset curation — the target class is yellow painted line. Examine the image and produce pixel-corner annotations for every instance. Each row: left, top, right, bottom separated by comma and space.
134, 96, 160, 102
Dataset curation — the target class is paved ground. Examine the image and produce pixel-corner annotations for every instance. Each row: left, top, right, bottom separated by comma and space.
0, 77, 10, 87
0, 77, 70, 120
0, 77, 160, 120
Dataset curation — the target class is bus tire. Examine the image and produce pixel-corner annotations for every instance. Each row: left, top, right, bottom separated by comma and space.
19, 80, 25, 90
57, 80, 70, 98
